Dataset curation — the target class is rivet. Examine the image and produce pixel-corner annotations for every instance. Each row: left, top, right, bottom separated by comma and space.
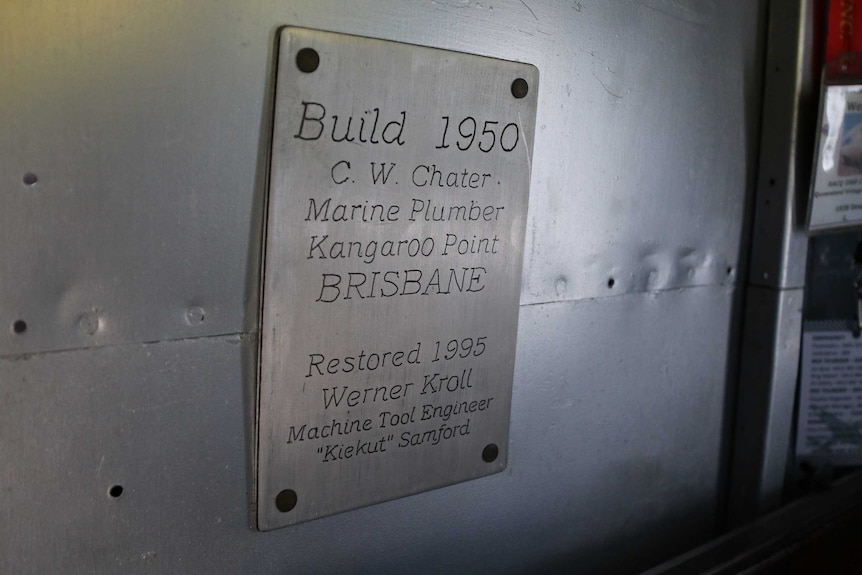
77, 310, 101, 336
185, 306, 206, 326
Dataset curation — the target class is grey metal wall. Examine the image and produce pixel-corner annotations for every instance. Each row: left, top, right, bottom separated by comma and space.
0, 1, 765, 573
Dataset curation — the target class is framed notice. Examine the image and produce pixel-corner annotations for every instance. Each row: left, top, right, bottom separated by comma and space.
256, 27, 538, 530
809, 83, 862, 231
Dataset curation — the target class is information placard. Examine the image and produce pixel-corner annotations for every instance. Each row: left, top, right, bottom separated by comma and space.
797, 322, 862, 466
809, 84, 862, 231
256, 27, 538, 530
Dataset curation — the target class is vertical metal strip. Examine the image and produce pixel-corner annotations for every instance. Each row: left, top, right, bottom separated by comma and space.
728, 0, 816, 527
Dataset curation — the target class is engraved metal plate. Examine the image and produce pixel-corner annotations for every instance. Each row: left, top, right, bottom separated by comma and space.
257, 27, 538, 530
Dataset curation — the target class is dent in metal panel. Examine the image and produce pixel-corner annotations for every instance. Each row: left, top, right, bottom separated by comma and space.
517, 1, 762, 305
0, 1, 268, 357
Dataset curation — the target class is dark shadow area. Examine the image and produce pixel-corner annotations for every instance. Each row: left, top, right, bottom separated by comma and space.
717, 0, 772, 535
524, 502, 717, 575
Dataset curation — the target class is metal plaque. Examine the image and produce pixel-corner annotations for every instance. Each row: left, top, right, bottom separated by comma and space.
256, 27, 538, 530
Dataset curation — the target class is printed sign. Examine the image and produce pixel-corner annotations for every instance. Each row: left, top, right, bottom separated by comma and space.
797, 323, 862, 465
809, 85, 862, 230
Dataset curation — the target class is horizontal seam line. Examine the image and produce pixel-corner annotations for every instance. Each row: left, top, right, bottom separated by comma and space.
0, 330, 250, 361
519, 282, 735, 308
3, 284, 740, 358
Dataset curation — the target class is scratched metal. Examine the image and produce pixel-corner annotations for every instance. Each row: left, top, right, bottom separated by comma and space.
1, 287, 733, 574
0, 0, 764, 572
258, 28, 537, 529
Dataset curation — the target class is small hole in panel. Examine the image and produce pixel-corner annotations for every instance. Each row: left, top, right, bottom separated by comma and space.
23, 173, 38, 187
296, 48, 319, 73
108, 485, 124, 498
11, 320, 27, 334
276, 489, 297, 512
607, 278, 615, 289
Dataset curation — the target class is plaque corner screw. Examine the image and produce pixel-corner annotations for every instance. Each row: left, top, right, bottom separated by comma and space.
296, 47, 320, 73
511, 78, 529, 99
275, 488, 298, 512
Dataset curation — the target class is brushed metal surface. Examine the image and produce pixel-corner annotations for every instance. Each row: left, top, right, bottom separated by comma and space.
258, 28, 537, 528
0, 287, 734, 574
0, 0, 766, 572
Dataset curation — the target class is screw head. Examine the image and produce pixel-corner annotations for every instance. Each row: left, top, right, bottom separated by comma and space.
296, 48, 319, 73
511, 78, 529, 99
482, 443, 499, 463
276, 489, 297, 512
